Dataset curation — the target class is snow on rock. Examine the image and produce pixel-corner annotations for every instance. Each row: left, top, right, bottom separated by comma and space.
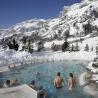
0, 50, 33, 66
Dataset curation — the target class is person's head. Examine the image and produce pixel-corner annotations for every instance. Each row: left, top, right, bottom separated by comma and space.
39, 86, 43, 90
36, 72, 40, 75
6, 80, 10, 85
31, 80, 35, 85
69, 73, 73, 78
57, 72, 61, 76
14, 79, 18, 83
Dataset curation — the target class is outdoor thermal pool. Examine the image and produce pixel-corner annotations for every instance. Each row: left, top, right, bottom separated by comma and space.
0, 61, 94, 98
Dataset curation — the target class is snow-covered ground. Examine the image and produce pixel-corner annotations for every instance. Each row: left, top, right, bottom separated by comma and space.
1, 36, 98, 68
0, 49, 96, 72
44, 36, 98, 51
0, 50, 96, 67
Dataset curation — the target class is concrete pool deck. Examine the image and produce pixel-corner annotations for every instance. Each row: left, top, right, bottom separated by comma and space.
0, 84, 37, 98
0, 66, 10, 73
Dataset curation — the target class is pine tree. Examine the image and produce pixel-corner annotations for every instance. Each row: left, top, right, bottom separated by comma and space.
51, 43, 56, 51
37, 41, 44, 52
75, 43, 79, 51
84, 44, 89, 51
71, 44, 74, 51
96, 45, 98, 55
28, 39, 33, 53
62, 40, 69, 52
91, 46, 93, 51
83, 22, 92, 35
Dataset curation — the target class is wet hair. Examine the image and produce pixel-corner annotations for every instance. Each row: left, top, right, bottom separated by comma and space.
69, 73, 73, 78
31, 80, 35, 85
57, 72, 61, 76
6, 80, 10, 85
39, 86, 43, 90
36, 72, 40, 75
38, 86, 45, 97
14, 79, 18, 82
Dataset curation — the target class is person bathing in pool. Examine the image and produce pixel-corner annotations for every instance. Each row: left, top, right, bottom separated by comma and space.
68, 73, 76, 91
54, 72, 64, 89
35, 72, 50, 79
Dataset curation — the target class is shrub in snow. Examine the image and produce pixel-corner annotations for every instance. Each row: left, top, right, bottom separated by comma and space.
51, 43, 61, 51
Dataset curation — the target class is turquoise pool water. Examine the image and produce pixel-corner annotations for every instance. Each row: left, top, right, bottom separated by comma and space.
0, 61, 93, 98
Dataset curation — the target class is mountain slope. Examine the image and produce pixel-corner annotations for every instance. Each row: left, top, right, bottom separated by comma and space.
0, 0, 98, 51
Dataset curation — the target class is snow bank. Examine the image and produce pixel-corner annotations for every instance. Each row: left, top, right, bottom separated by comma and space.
0, 49, 96, 73
0, 50, 96, 67
0, 50, 33, 66
50, 51, 96, 61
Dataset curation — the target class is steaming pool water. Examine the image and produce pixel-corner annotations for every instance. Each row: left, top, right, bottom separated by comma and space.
0, 61, 94, 98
